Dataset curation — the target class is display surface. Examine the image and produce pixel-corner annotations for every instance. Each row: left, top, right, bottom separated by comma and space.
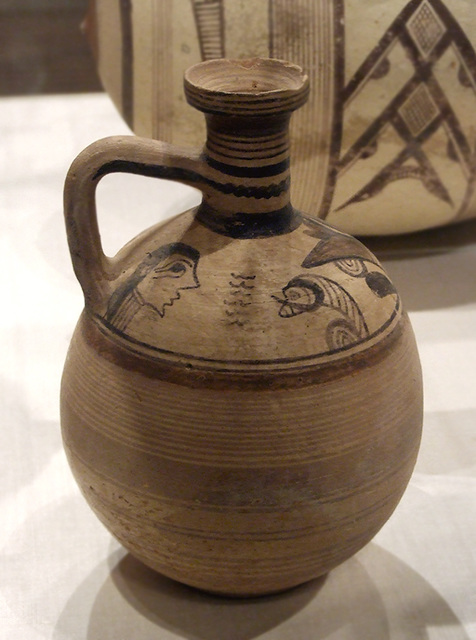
86, 0, 476, 235
60, 59, 422, 596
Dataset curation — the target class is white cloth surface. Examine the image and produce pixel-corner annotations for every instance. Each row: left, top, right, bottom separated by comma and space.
1, 93, 475, 639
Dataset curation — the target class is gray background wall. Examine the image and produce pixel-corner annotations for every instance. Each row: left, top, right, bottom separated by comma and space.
0, 0, 101, 95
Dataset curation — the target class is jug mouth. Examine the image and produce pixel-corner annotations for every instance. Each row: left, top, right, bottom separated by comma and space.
184, 58, 309, 116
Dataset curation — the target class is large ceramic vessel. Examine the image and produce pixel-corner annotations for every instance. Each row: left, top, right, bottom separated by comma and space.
84, 0, 476, 235
61, 58, 423, 596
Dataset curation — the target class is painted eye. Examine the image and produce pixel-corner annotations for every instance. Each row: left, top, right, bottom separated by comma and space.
169, 261, 187, 275
155, 259, 190, 277
288, 289, 302, 300
287, 287, 311, 303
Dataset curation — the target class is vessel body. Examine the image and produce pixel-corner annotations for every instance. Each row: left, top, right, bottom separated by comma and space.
86, 0, 476, 234
61, 213, 422, 596
61, 58, 423, 596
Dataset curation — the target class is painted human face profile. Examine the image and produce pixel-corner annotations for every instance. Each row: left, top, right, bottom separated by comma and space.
136, 245, 200, 316
105, 242, 200, 332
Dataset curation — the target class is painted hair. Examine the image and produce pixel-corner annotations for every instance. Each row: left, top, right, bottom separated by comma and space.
105, 242, 199, 322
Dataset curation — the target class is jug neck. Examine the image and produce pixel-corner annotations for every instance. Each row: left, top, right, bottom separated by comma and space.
196, 112, 297, 238
184, 58, 310, 238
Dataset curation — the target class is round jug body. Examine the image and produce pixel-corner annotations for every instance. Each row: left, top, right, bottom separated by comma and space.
61, 209, 423, 596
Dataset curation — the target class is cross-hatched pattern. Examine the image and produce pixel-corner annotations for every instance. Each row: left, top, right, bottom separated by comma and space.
399, 83, 439, 137
407, 1, 445, 56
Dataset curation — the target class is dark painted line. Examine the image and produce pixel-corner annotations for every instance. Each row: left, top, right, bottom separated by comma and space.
119, 0, 134, 128
205, 154, 289, 178
196, 204, 301, 239
93, 159, 290, 200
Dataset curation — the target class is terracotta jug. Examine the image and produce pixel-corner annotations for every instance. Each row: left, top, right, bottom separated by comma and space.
84, 0, 476, 235
61, 58, 423, 596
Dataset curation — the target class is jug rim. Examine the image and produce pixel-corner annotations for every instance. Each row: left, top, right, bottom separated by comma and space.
183, 57, 310, 116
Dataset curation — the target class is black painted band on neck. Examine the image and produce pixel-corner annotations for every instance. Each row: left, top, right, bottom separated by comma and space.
196, 203, 302, 239
205, 154, 290, 178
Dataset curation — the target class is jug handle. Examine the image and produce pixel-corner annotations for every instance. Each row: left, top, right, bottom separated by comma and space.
64, 135, 206, 315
